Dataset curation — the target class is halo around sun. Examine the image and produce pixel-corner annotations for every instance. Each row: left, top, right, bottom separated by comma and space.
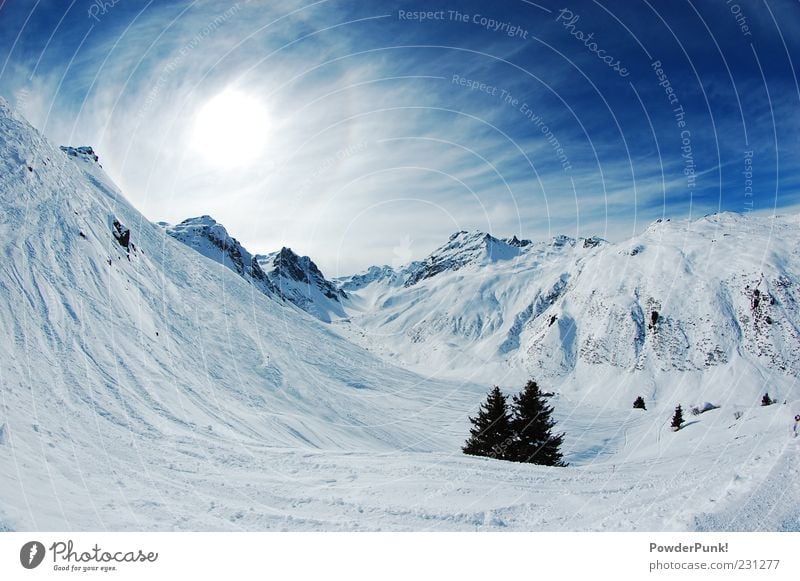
191, 89, 270, 167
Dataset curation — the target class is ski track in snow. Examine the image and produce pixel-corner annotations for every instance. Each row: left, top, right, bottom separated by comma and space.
694, 438, 800, 532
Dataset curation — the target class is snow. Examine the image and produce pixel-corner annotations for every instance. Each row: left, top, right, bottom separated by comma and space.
0, 96, 798, 531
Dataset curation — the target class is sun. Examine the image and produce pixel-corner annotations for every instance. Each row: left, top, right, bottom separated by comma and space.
191, 90, 270, 167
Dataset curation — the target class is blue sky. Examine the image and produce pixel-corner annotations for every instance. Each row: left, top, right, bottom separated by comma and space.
1, 0, 799, 274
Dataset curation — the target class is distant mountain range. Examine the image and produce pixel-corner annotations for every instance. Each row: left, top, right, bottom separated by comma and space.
1, 96, 797, 532
165, 202, 800, 408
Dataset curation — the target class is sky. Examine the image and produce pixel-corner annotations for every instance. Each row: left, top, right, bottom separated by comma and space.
1, 0, 799, 276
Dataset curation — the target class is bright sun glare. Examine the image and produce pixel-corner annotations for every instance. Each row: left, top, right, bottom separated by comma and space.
191, 90, 269, 167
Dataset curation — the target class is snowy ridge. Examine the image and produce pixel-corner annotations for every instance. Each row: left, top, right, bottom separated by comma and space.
403, 231, 523, 287
337, 264, 401, 292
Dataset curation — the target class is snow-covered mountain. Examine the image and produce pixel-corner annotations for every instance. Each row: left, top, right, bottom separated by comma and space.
338, 217, 800, 409
337, 264, 402, 292
0, 97, 798, 532
165, 216, 346, 322
165, 215, 278, 297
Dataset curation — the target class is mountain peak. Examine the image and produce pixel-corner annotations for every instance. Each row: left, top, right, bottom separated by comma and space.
166, 218, 347, 321
270, 246, 325, 285
506, 235, 532, 248
403, 230, 523, 287
166, 215, 275, 295
275, 245, 301, 262
581, 235, 605, 248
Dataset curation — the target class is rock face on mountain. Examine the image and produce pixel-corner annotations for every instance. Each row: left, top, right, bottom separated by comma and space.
60, 145, 100, 164
111, 217, 130, 249
270, 247, 343, 301
257, 247, 347, 323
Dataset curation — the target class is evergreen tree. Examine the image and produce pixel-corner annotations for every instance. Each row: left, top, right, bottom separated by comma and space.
671, 404, 684, 431
462, 386, 514, 460
508, 379, 567, 466
633, 396, 647, 410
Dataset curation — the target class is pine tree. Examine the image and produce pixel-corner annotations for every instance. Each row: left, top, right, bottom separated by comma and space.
462, 386, 514, 460
508, 379, 567, 466
633, 396, 646, 410
671, 404, 684, 431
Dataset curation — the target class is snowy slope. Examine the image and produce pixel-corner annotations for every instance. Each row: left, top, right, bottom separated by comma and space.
0, 97, 798, 532
0, 97, 487, 529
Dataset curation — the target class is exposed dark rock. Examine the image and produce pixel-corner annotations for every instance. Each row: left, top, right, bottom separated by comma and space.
112, 218, 130, 249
